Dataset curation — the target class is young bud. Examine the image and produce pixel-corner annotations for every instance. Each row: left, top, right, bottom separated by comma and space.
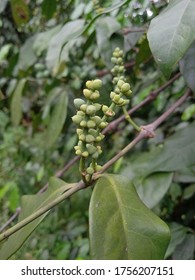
87, 120, 96, 128
86, 167, 94, 175
72, 115, 83, 125
86, 105, 96, 115
90, 91, 100, 100
82, 151, 89, 157
80, 104, 87, 112
83, 89, 92, 99
73, 98, 85, 109
102, 105, 109, 113
86, 134, 95, 143
117, 79, 125, 88
80, 120, 87, 127
121, 83, 131, 93
110, 91, 116, 99
79, 134, 85, 141
93, 79, 102, 90
86, 144, 96, 154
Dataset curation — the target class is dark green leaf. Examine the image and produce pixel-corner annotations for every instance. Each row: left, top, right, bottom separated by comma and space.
147, 0, 195, 78
136, 172, 173, 209
42, 0, 57, 20
180, 41, 195, 92
10, 0, 29, 26
42, 88, 68, 148
10, 78, 26, 126
89, 174, 170, 260
0, 177, 73, 260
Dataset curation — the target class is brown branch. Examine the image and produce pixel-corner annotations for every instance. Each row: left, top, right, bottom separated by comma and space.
0, 72, 183, 233
0, 89, 190, 240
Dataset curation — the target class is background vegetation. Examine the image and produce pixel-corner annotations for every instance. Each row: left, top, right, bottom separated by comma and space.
0, 0, 194, 259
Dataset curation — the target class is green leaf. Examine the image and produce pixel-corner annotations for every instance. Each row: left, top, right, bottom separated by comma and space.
10, 78, 26, 126
33, 25, 61, 56
41, 0, 57, 20
122, 122, 195, 181
181, 104, 195, 121
180, 41, 195, 93
173, 233, 195, 260
96, 16, 122, 67
147, 0, 195, 78
46, 19, 85, 71
16, 36, 37, 71
89, 174, 170, 260
10, 0, 29, 27
0, 177, 73, 260
42, 88, 68, 148
136, 172, 173, 209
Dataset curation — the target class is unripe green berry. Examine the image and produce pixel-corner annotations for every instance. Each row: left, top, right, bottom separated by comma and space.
86, 167, 94, 175
117, 79, 125, 88
110, 91, 116, 99
88, 129, 98, 137
75, 150, 82, 156
72, 115, 83, 125
92, 79, 102, 90
82, 151, 89, 157
111, 57, 117, 63
90, 91, 100, 100
86, 80, 93, 89
113, 94, 120, 103
121, 83, 130, 93
86, 144, 96, 154
91, 116, 102, 125
86, 134, 95, 143
87, 120, 96, 128
98, 121, 108, 129
80, 120, 87, 127
83, 89, 92, 99
96, 165, 102, 171
77, 111, 85, 116
79, 134, 85, 141
76, 128, 83, 135
102, 105, 109, 113
80, 104, 87, 112
92, 151, 99, 159
94, 103, 101, 111
86, 105, 96, 115
73, 98, 85, 109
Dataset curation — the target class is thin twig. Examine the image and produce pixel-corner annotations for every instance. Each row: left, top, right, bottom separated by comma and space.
0, 89, 190, 242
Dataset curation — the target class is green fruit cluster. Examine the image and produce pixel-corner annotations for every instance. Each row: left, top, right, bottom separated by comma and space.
72, 79, 109, 175
111, 47, 125, 85
110, 79, 132, 107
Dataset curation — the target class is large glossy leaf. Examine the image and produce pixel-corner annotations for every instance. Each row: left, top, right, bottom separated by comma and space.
42, 88, 68, 148
10, 78, 26, 126
89, 174, 170, 260
0, 177, 74, 260
147, 0, 195, 78
180, 41, 195, 92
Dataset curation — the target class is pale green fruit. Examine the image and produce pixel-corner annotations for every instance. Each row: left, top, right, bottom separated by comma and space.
80, 120, 87, 127
83, 89, 92, 99
86, 167, 94, 175
86, 134, 95, 143
87, 120, 96, 128
72, 115, 83, 125
80, 104, 87, 112
74, 98, 85, 109
117, 79, 125, 88
82, 151, 89, 157
86, 144, 96, 154
92, 79, 102, 90
121, 83, 131, 93
86, 105, 96, 115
